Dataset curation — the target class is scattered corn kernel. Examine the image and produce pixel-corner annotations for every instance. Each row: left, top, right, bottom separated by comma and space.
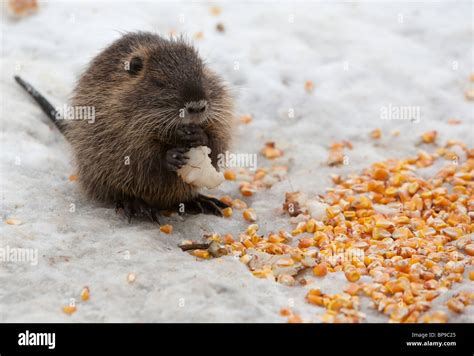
223, 169, 236, 180
370, 128, 382, 139
62, 305, 77, 315
313, 262, 328, 277
304, 80, 314, 93
243, 209, 257, 222
5, 218, 21, 225
240, 114, 252, 124
345, 270, 361, 282
222, 207, 233, 217
160, 224, 173, 234
127, 272, 136, 283
261, 142, 283, 159
287, 314, 303, 323
421, 130, 437, 144
80, 287, 90, 301
192, 249, 211, 259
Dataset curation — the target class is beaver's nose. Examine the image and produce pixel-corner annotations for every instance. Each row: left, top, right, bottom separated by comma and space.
185, 100, 207, 114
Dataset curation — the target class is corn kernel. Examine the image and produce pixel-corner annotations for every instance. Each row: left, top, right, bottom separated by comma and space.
345, 270, 361, 282
222, 207, 233, 217
373, 168, 389, 181
192, 249, 211, 259
370, 128, 382, 139
240, 184, 256, 197
160, 224, 173, 234
240, 114, 252, 124
464, 244, 474, 256
446, 298, 464, 313
5, 218, 21, 225
372, 227, 391, 240
261, 142, 283, 159
421, 131, 437, 144
220, 195, 233, 206
80, 287, 90, 301
287, 315, 303, 323
313, 262, 328, 277
232, 199, 247, 210
298, 238, 313, 248
223, 169, 236, 180
243, 209, 257, 222
62, 305, 77, 315
127, 272, 136, 283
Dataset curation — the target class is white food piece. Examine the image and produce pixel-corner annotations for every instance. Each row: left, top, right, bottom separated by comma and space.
306, 199, 329, 219
177, 146, 225, 189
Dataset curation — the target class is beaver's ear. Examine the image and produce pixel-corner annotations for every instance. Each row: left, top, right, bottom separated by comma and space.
126, 56, 143, 75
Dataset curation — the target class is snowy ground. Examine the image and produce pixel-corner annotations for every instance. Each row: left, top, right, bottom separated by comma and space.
1, 0, 473, 322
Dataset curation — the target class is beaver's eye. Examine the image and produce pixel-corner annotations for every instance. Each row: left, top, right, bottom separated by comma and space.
155, 80, 165, 88
127, 56, 143, 75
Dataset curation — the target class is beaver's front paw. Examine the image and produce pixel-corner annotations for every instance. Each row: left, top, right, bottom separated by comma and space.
176, 124, 208, 148
165, 147, 189, 172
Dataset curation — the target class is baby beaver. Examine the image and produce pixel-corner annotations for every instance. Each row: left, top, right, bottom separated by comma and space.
15, 32, 234, 223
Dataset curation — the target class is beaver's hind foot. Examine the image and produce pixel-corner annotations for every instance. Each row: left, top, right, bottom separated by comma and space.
181, 194, 229, 216
115, 198, 160, 224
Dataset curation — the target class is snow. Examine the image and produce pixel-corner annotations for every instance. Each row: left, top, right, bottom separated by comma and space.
1, 0, 473, 322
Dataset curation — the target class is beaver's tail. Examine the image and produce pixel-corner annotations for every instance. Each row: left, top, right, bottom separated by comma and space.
14, 76, 64, 133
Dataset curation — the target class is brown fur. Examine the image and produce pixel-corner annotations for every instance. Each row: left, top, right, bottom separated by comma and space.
64, 32, 234, 208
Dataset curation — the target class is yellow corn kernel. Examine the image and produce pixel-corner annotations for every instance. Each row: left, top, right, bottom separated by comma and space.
232, 199, 247, 210
343, 211, 356, 219
239, 114, 252, 124
464, 244, 474, 256
80, 287, 90, 301
243, 209, 257, 222
223, 169, 236, 180
441, 227, 461, 239
222, 207, 233, 217
345, 269, 361, 282
287, 315, 303, 323
242, 239, 254, 248
373, 168, 389, 181
313, 262, 328, 277
252, 268, 273, 279
160, 224, 173, 234
421, 130, 437, 144
370, 128, 382, 139
372, 227, 391, 240
62, 305, 77, 315
192, 249, 211, 259
220, 195, 233, 206
306, 219, 317, 233
408, 182, 419, 195
240, 184, 256, 197
304, 80, 314, 93
446, 298, 464, 313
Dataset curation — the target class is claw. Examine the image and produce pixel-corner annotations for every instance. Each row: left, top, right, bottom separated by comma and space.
166, 147, 189, 172
179, 195, 227, 217
115, 198, 160, 224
